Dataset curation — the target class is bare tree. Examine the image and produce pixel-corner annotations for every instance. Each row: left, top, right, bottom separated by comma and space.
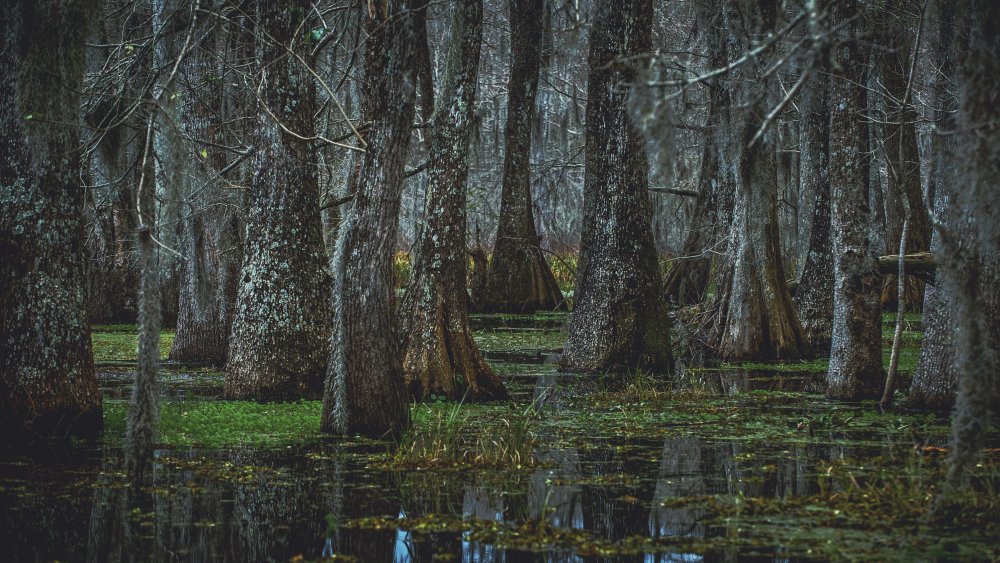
560, 0, 673, 374
479, 0, 564, 313
399, 0, 507, 400
706, 0, 807, 361
826, 0, 884, 400
225, 0, 333, 400
322, 0, 417, 437
939, 0, 1000, 492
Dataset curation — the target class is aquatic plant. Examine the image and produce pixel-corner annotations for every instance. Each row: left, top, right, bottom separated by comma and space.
388, 400, 537, 469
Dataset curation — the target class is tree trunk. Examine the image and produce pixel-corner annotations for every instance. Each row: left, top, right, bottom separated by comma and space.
399, 0, 507, 401
321, 0, 416, 437
663, 6, 728, 307
86, 133, 140, 325
707, 0, 807, 361
795, 39, 834, 354
826, 0, 885, 400
941, 0, 1000, 491
171, 204, 242, 366
170, 27, 242, 367
908, 0, 958, 411
0, 0, 103, 440
479, 0, 564, 313
876, 0, 931, 312
559, 0, 672, 374
225, 0, 332, 400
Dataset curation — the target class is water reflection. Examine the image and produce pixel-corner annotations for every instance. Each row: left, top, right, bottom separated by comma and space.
0, 365, 975, 562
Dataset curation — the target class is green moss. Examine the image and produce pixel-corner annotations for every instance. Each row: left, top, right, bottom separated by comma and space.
882, 311, 923, 325
474, 329, 565, 353
103, 399, 322, 448
723, 358, 829, 372
91, 328, 174, 363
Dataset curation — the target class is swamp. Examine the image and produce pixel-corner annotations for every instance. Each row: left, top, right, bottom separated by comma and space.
2, 0, 1000, 561
1, 313, 998, 561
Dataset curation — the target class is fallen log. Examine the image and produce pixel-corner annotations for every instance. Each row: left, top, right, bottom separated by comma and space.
877, 252, 936, 285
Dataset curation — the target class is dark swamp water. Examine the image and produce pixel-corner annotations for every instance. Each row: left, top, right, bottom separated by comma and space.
1, 314, 998, 562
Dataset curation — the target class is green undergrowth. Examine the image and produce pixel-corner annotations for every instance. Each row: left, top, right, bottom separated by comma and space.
474, 328, 565, 353
469, 311, 568, 325
103, 399, 322, 448
91, 326, 174, 363
384, 401, 537, 470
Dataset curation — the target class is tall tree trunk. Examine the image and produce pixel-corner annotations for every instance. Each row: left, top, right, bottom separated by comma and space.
826, 0, 885, 400
663, 6, 728, 307
876, 0, 931, 312
86, 133, 140, 325
794, 17, 834, 355
225, 0, 332, 400
908, 0, 958, 411
321, 0, 416, 437
0, 0, 103, 440
559, 0, 672, 374
479, 0, 564, 313
941, 0, 1000, 491
707, 1, 807, 361
170, 27, 242, 367
399, 0, 506, 401
171, 201, 242, 366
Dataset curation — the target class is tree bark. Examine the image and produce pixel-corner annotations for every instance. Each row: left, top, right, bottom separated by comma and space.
941, 0, 1000, 491
321, 0, 416, 437
0, 0, 103, 440
225, 0, 332, 400
908, 0, 958, 411
399, 0, 507, 401
795, 45, 834, 355
560, 0, 672, 374
826, 0, 885, 400
479, 0, 564, 313
707, 0, 808, 361
170, 27, 242, 367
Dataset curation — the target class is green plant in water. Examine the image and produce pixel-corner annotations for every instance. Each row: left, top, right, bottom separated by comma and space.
389, 399, 538, 469
104, 399, 322, 448
91, 326, 174, 363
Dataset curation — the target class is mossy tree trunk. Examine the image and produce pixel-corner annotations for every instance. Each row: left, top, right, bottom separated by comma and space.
941, 0, 1000, 490
795, 36, 834, 355
559, 0, 672, 374
399, 0, 507, 401
0, 0, 103, 440
321, 0, 416, 438
479, 0, 563, 314
225, 0, 332, 400
707, 0, 807, 362
909, 0, 959, 411
826, 0, 885, 400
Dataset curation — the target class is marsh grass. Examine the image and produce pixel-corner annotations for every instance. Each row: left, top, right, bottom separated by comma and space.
591, 368, 717, 403
388, 401, 538, 469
